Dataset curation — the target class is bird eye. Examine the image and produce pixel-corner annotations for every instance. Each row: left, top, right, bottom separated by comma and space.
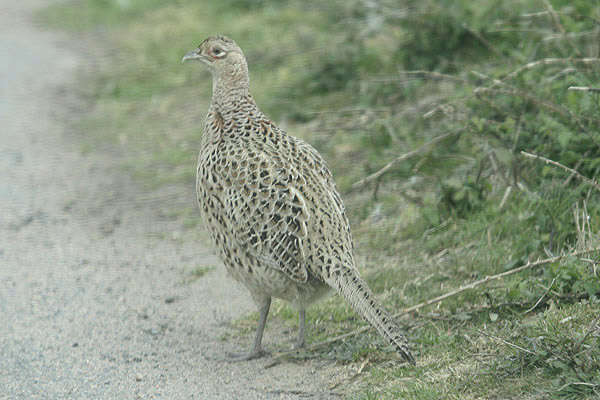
212, 47, 225, 58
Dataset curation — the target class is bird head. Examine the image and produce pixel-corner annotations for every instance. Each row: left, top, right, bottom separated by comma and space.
182, 35, 248, 83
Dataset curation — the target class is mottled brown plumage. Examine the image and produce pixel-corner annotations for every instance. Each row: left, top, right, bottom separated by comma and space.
182, 36, 414, 364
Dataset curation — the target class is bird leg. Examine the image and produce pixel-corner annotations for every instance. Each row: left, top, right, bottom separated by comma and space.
227, 297, 271, 362
292, 309, 306, 349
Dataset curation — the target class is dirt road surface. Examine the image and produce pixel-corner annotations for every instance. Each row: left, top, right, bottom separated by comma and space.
0, 1, 349, 398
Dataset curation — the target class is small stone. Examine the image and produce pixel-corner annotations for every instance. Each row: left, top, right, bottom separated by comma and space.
135, 373, 142, 382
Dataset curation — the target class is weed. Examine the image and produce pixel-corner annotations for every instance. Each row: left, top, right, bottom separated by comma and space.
181, 265, 215, 284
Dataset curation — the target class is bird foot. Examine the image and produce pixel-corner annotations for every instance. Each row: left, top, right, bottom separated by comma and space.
225, 349, 269, 362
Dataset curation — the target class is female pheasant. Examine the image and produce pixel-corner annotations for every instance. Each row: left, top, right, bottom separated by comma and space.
182, 35, 414, 364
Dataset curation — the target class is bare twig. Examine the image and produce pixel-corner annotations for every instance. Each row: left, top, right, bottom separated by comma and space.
573, 314, 600, 354
485, 27, 549, 34
459, 300, 531, 313
552, 381, 599, 393
352, 127, 465, 189
476, 93, 516, 119
520, 10, 600, 25
568, 86, 600, 92
473, 80, 600, 143
419, 58, 600, 121
498, 185, 513, 211
382, 120, 401, 145
395, 248, 599, 319
522, 277, 556, 314
521, 151, 600, 193
109, 188, 190, 206
423, 96, 474, 119
327, 356, 371, 390
574, 201, 594, 250
402, 70, 467, 82
543, 31, 596, 43
521, 10, 556, 18
307, 106, 392, 115
488, 150, 511, 187
274, 248, 600, 357
472, 69, 598, 132
273, 325, 372, 358
462, 22, 504, 57
541, 0, 565, 33
563, 151, 590, 187
502, 58, 600, 82
476, 86, 571, 118
587, 167, 600, 202
477, 329, 536, 355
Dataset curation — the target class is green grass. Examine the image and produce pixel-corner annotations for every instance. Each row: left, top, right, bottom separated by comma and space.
40, 0, 600, 398
180, 265, 215, 285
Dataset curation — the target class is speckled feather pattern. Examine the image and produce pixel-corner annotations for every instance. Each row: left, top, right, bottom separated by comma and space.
192, 36, 413, 363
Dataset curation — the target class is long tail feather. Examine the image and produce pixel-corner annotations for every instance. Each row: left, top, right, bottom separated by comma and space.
330, 269, 415, 364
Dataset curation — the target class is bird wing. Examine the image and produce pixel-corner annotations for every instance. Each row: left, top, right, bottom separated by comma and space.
223, 151, 310, 283
222, 119, 350, 284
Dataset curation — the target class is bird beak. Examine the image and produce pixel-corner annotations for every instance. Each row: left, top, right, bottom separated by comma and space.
181, 48, 203, 63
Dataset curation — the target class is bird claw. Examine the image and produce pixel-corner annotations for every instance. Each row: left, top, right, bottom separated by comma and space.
225, 349, 269, 362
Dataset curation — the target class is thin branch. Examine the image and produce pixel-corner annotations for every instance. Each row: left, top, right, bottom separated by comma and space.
568, 86, 600, 92
382, 120, 402, 145
521, 151, 600, 193
498, 185, 513, 211
395, 248, 599, 319
423, 95, 474, 119
488, 150, 511, 187
307, 106, 392, 115
477, 329, 536, 355
462, 22, 504, 57
552, 381, 599, 393
109, 188, 190, 206
543, 31, 596, 43
520, 10, 600, 24
423, 58, 600, 120
273, 325, 372, 358
573, 314, 600, 354
476, 86, 570, 118
521, 10, 558, 18
401, 70, 467, 82
563, 150, 590, 187
502, 58, 600, 82
472, 70, 598, 131
541, 0, 565, 33
274, 248, 600, 357
352, 127, 465, 189
522, 277, 556, 314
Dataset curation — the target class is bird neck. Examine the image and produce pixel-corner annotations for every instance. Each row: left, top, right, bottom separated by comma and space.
211, 69, 253, 113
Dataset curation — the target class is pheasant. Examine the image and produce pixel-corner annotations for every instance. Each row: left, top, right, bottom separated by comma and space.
182, 36, 414, 364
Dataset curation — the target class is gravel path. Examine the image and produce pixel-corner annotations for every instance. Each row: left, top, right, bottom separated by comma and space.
0, 1, 348, 398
